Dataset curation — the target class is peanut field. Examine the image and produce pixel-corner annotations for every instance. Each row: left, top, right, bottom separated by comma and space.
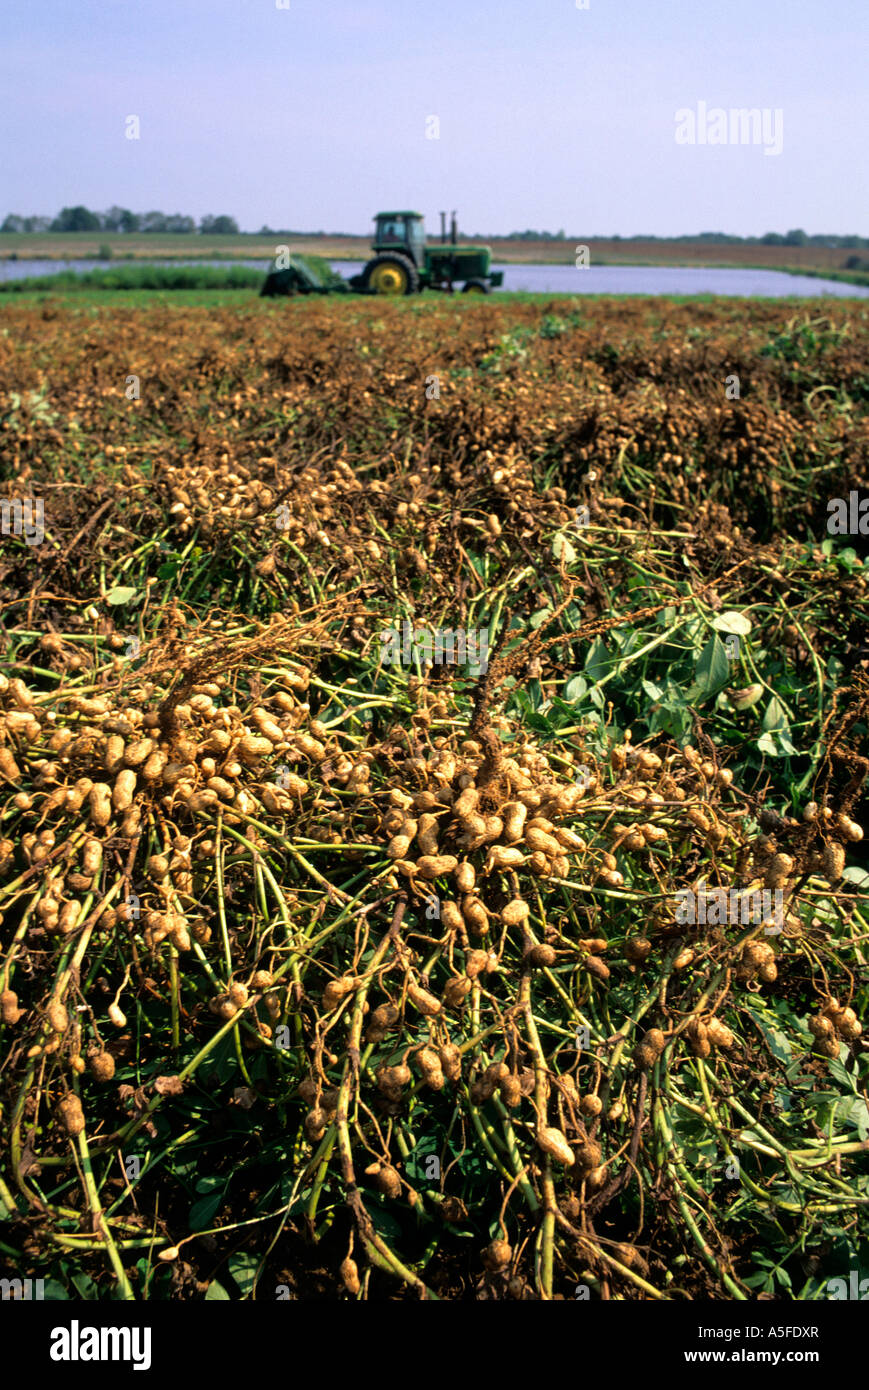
0, 294, 867, 1301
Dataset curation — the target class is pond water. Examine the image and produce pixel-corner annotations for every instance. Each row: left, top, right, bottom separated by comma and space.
1, 257, 866, 298
485, 263, 869, 298
0, 258, 269, 282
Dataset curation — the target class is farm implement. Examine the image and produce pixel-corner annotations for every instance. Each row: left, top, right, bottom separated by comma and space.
261, 209, 503, 297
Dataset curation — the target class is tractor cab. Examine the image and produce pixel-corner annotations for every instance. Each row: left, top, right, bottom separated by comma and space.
373, 211, 426, 267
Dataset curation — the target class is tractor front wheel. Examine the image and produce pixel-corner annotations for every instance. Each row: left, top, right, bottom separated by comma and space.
362, 253, 420, 296
462, 279, 490, 294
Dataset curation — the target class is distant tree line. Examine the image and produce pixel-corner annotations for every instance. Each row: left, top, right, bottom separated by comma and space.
504, 228, 869, 248
0, 206, 240, 234
2, 211, 866, 249
506, 229, 567, 241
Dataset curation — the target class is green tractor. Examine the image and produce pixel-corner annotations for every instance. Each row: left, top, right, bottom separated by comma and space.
349, 211, 503, 295
260, 211, 503, 297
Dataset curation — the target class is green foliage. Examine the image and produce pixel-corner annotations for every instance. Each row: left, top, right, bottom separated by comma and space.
761, 313, 848, 362
0, 264, 266, 293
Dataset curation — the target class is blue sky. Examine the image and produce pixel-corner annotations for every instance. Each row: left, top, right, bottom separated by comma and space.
2, 0, 865, 236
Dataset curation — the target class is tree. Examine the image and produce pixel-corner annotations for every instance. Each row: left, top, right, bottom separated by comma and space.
50, 205, 102, 232
784, 228, 808, 246
102, 206, 139, 233
1, 215, 25, 233
199, 214, 240, 235
164, 214, 196, 234
139, 211, 168, 233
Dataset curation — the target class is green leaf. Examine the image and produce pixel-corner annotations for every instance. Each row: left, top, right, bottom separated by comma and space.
194, 1173, 226, 1194
649, 702, 692, 742
695, 634, 730, 696
762, 696, 789, 732
405, 1134, 441, 1183
836, 1097, 869, 1141
205, 1280, 231, 1301
282, 1185, 314, 1216
71, 1272, 99, 1299
843, 867, 869, 889
548, 696, 582, 726
106, 585, 138, 606
712, 610, 753, 636
744, 1004, 793, 1065
227, 1252, 260, 1298
826, 1056, 856, 1091
524, 679, 544, 711
189, 1190, 224, 1231
367, 1201, 404, 1242
584, 638, 609, 683
738, 1125, 770, 1147
41, 1280, 71, 1301
564, 674, 587, 704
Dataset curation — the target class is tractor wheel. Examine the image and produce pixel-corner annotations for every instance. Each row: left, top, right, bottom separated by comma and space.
462, 279, 490, 294
362, 254, 419, 296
